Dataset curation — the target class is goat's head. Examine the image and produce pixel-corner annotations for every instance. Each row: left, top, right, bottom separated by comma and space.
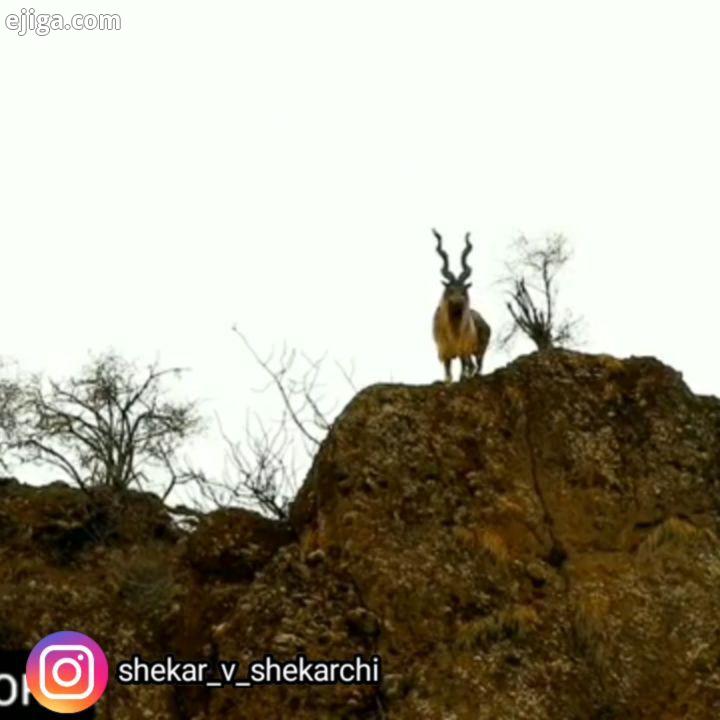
433, 229, 473, 316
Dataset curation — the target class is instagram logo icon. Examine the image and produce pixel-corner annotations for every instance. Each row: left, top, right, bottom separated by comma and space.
26, 631, 108, 713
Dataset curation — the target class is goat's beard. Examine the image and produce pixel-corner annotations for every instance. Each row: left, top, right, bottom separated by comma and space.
448, 302, 465, 321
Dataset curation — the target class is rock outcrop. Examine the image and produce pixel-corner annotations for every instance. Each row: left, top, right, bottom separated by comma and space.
1, 350, 719, 719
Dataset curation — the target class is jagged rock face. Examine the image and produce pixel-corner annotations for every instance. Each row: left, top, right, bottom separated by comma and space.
185, 508, 295, 580
1, 351, 719, 719
288, 351, 720, 719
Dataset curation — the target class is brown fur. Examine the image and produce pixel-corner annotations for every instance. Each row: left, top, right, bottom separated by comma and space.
471, 309, 492, 371
433, 296, 491, 381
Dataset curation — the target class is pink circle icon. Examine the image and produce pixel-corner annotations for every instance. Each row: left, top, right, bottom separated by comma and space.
26, 631, 108, 713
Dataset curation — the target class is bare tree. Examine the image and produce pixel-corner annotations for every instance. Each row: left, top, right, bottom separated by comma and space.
499, 234, 582, 352
6, 351, 203, 500
194, 412, 298, 520
192, 329, 355, 521
0, 359, 23, 473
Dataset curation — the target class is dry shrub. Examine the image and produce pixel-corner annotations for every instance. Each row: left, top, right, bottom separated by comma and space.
108, 545, 180, 626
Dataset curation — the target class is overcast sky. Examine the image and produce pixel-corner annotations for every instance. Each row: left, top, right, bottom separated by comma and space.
2, 1, 719, 498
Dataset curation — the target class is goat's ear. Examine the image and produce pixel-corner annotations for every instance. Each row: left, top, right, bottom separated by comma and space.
465, 283, 472, 290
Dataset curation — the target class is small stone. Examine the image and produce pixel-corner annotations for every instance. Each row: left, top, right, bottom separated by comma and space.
211, 622, 230, 639
346, 607, 381, 637
382, 673, 409, 701
306, 549, 326, 566
273, 632, 303, 649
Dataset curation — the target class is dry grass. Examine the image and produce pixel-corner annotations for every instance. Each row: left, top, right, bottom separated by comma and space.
636, 517, 716, 559
477, 528, 510, 564
457, 604, 540, 650
456, 525, 511, 566
572, 591, 611, 666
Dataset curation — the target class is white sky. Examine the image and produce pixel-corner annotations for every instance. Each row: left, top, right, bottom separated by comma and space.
2, 1, 719, 499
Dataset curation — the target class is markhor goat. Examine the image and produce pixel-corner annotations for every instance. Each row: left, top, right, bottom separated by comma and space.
432, 229, 491, 382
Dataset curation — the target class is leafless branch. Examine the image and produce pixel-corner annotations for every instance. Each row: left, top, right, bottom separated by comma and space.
192, 332, 357, 520
232, 328, 323, 447
498, 234, 582, 352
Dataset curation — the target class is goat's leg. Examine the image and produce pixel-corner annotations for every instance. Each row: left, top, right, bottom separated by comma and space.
474, 354, 483, 376
467, 357, 477, 378
444, 359, 452, 383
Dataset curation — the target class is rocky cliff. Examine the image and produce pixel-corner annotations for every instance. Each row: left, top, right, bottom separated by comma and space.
1, 350, 720, 719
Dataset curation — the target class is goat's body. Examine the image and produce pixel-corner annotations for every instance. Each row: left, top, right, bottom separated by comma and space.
470, 309, 491, 373
431, 228, 491, 382
433, 304, 477, 362
433, 302, 491, 381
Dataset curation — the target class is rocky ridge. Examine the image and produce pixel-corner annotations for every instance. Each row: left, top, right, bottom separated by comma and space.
1, 350, 719, 719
